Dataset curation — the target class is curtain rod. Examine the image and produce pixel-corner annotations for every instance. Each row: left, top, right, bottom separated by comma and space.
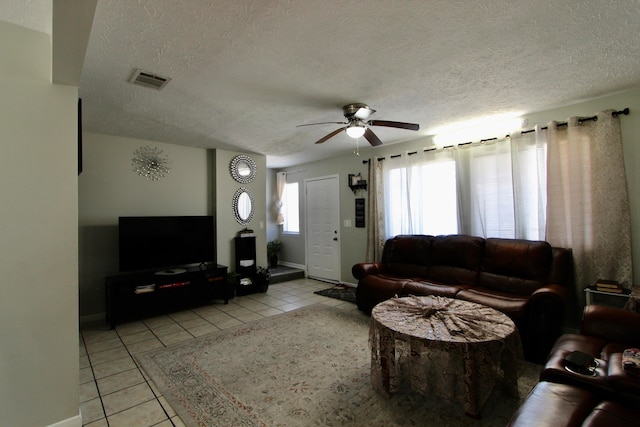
521, 107, 630, 134
362, 108, 629, 164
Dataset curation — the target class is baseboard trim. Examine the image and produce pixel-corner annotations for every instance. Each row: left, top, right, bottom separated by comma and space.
47, 411, 82, 427
340, 281, 357, 288
79, 312, 105, 326
308, 276, 339, 285
279, 261, 358, 288
279, 261, 305, 270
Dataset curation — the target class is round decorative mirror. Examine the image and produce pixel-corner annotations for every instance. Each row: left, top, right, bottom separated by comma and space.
230, 155, 257, 183
232, 188, 255, 225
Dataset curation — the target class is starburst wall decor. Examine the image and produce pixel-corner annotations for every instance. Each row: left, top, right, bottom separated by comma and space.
132, 145, 170, 181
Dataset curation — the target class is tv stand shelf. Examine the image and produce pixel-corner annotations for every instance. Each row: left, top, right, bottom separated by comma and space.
105, 264, 228, 328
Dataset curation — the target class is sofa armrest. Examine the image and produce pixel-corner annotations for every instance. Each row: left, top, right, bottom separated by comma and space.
531, 283, 568, 302
352, 262, 384, 280
581, 305, 640, 346
525, 284, 568, 363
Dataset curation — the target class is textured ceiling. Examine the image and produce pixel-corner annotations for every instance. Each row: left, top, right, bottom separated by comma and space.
0, 0, 51, 34
4, 1, 640, 168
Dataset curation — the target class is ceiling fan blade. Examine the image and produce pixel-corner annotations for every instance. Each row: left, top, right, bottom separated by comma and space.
314, 127, 347, 144
368, 120, 420, 131
296, 121, 347, 127
364, 128, 383, 146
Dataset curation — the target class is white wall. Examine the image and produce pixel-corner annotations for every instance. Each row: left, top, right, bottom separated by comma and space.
213, 149, 268, 271
78, 133, 211, 317
78, 137, 269, 318
0, 22, 80, 427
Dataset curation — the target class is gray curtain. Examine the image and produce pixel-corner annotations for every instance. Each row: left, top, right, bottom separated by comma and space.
546, 110, 633, 309
275, 172, 286, 224
365, 159, 385, 262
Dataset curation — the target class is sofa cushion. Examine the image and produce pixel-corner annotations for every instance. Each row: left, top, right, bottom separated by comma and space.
383, 235, 433, 277
403, 280, 467, 299
479, 238, 552, 296
583, 401, 640, 427
455, 287, 528, 325
507, 381, 600, 427
426, 235, 484, 286
355, 274, 413, 313
580, 305, 640, 348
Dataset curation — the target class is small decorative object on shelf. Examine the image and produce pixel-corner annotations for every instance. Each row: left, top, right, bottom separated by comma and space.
267, 240, 282, 267
238, 228, 255, 237
348, 173, 367, 193
132, 145, 170, 181
355, 198, 365, 228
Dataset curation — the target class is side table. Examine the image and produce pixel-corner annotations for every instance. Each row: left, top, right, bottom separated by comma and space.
623, 287, 640, 313
584, 286, 632, 309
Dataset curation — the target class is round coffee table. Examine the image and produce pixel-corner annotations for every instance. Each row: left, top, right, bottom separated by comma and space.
369, 295, 522, 418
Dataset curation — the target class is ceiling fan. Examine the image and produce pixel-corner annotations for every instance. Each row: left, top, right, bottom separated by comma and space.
297, 103, 420, 146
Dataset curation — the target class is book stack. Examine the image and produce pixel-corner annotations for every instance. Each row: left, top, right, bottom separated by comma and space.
594, 280, 625, 294
134, 284, 155, 294
238, 228, 255, 238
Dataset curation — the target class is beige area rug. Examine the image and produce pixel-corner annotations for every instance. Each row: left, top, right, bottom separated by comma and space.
136, 305, 539, 426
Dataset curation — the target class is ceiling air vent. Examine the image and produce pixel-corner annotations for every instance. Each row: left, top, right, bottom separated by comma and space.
129, 68, 171, 90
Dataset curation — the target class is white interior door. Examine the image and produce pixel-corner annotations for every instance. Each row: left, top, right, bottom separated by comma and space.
306, 175, 341, 282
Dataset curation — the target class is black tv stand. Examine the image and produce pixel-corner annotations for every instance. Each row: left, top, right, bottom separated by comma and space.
154, 268, 187, 275
105, 263, 229, 328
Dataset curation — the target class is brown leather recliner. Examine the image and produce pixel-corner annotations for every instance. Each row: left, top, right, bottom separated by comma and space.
508, 305, 640, 426
541, 305, 640, 404
508, 381, 640, 427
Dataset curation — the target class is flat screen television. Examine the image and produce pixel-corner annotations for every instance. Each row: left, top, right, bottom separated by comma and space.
118, 216, 215, 272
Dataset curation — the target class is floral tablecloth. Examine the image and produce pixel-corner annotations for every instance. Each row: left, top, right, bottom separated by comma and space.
369, 295, 523, 417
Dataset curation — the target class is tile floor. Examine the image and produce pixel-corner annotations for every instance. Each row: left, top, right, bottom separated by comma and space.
79, 278, 355, 427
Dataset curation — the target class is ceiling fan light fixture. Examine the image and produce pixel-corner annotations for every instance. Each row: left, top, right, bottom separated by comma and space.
346, 124, 366, 138
303, 102, 419, 146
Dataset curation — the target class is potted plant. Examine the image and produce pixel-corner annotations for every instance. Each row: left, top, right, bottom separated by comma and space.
226, 271, 240, 298
267, 240, 282, 267
255, 266, 271, 292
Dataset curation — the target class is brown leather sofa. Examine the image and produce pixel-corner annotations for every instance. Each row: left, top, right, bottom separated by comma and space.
508, 305, 640, 426
508, 381, 639, 427
352, 234, 573, 362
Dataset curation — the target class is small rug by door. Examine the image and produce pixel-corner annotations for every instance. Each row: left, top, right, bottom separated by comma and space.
136, 305, 538, 426
314, 284, 357, 304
